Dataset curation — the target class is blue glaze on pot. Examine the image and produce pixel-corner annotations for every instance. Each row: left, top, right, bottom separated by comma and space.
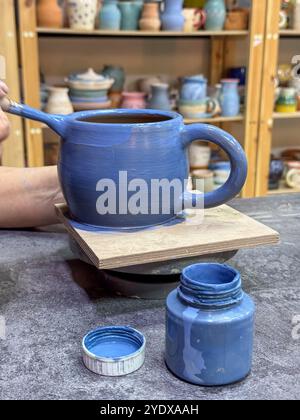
180, 76, 208, 101
101, 65, 125, 93
99, 0, 121, 30
5, 102, 247, 229
220, 79, 241, 117
165, 263, 255, 386
83, 326, 145, 359
161, 0, 184, 31
204, 0, 226, 31
148, 83, 171, 111
119, 0, 144, 31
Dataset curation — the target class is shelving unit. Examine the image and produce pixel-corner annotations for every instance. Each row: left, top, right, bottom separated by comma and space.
12, 0, 267, 199
255, 0, 300, 196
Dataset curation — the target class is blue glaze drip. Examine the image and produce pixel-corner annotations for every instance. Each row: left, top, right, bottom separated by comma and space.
165, 263, 255, 386
5, 103, 248, 229
83, 326, 145, 360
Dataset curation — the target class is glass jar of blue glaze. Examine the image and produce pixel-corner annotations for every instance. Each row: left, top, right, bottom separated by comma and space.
165, 263, 255, 386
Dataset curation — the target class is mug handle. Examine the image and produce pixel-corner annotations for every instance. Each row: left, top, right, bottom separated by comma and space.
181, 123, 248, 209
206, 98, 219, 117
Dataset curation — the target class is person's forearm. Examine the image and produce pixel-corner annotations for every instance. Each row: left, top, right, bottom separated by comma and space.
0, 166, 64, 228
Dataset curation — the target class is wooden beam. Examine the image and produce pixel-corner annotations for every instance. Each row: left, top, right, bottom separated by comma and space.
255, 0, 281, 196
242, 0, 268, 198
0, 0, 25, 167
18, 0, 44, 167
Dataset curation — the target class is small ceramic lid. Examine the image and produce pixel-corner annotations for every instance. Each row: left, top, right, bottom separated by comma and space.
82, 326, 146, 376
68, 68, 106, 82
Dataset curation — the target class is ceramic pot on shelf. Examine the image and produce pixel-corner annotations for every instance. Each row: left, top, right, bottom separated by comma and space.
1, 99, 248, 229
119, 0, 144, 31
121, 92, 147, 109
224, 8, 249, 31
45, 87, 74, 115
139, 2, 161, 31
139, 76, 162, 95
148, 83, 172, 111
191, 169, 215, 192
161, 0, 185, 31
275, 88, 297, 113
183, 8, 206, 32
189, 142, 211, 169
204, 0, 226, 31
101, 65, 125, 93
66, 0, 98, 30
180, 75, 208, 101
37, 0, 64, 28
269, 158, 284, 190
99, 0, 121, 30
220, 79, 240, 117
210, 161, 231, 186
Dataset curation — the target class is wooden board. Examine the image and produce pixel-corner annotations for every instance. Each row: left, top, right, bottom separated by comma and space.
0, 0, 25, 167
55, 204, 279, 270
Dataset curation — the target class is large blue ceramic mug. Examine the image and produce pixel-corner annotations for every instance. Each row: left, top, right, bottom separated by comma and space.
1, 99, 247, 229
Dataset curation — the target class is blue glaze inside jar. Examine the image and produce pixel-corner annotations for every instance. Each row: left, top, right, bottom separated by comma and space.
83, 326, 145, 360
165, 263, 255, 386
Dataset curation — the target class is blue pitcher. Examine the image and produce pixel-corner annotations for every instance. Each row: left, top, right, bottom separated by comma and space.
161, 0, 185, 31
180, 75, 208, 101
1, 98, 247, 230
99, 0, 121, 30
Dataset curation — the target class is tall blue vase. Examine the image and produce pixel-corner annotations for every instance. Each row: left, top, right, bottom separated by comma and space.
220, 79, 240, 117
99, 0, 121, 30
204, 0, 226, 31
119, 1, 144, 31
148, 83, 172, 111
161, 0, 184, 31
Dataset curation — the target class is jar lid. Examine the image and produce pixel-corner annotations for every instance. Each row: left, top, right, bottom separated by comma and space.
68, 68, 106, 82
82, 326, 146, 376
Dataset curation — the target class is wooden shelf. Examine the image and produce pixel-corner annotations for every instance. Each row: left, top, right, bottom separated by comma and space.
280, 30, 300, 37
273, 112, 300, 120
268, 186, 300, 195
184, 115, 244, 124
37, 28, 249, 37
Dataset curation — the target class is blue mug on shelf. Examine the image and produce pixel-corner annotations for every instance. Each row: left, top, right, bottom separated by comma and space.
1, 98, 247, 230
180, 75, 208, 102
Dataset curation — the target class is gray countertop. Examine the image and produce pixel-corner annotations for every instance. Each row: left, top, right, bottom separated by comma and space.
0, 194, 299, 400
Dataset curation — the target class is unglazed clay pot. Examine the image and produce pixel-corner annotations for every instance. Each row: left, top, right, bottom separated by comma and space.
67, 0, 98, 30
37, 0, 64, 28
139, 2, 161, 31
120, 92, 147, 109
1, 99, 248, 229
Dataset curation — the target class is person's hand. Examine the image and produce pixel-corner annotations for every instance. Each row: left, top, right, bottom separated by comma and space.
0, 81, 10, 142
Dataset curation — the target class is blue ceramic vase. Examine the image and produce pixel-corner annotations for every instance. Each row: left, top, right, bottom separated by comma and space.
99, 0, 121, 30
101, 65, 125, 93
119, 0, 144, 30
166, 263, 255, 386
269, 158, 284, 190
3, 102, 247, 229
161, 0, 184, 31
204, 0, 226, 31
180, 75, 208, 101
220, 79, 240, 117
148, 83, 172, 111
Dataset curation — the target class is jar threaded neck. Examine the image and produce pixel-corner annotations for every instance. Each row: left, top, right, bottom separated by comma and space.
178, 263, 243, 309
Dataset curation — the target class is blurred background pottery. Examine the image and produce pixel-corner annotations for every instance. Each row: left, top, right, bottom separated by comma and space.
67, 0, 98, 30
121, 92, 147, 109
101, 65, 125, 93
179, 97, 219, 118
286, 169, 300, 189
180, 75, 207, 101
139, 76, 162, 95
293, 0, 300, 31
268, 158, 284, 190
45, 87, 73, 114
119, 0, 144, 30
278, 64, 292, 86
139, 2, 161, 31
225, 8, 249, 30
109, 91, 123, 108
189, 142, 211, 169
99, 0, 121, 30
210, 161, 231, 186
37, 0, 64, 28
204, 0, 226, 31
147, 83, 171, 110
220, 79, 240, 117
275, 87, 297, 113
191, 169, 215, 192
183, 8, 206, 32
161, 0, 184, 31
